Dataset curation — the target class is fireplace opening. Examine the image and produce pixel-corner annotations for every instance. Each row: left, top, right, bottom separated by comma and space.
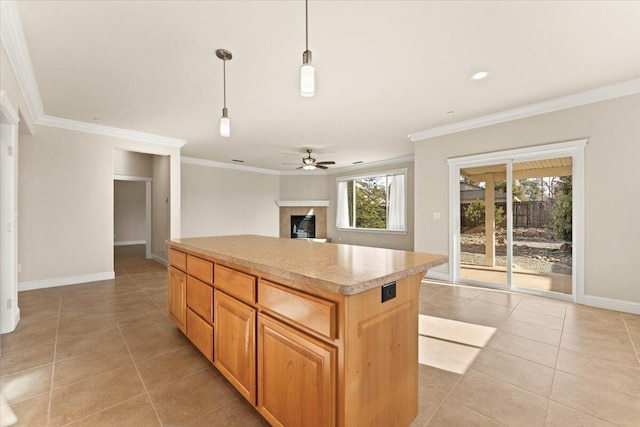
291, 215, 316, 238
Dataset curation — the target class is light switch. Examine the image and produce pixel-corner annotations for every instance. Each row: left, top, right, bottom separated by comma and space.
433, 212, 441, 220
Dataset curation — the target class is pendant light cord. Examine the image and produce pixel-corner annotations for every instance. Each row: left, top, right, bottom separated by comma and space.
305, 0, 309, 52
223, 58, 227, 109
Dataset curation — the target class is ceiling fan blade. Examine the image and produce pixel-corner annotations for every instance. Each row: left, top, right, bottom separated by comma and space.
282, 162, 301, 165
296, 166, 304, 169
315, 161, 336, 165
316, 165, 329, 170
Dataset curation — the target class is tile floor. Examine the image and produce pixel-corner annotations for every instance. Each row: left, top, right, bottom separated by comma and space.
0, 245, 638, 426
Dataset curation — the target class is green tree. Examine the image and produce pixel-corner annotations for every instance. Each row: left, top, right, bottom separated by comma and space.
551, 176, 572, 240
354, 178, 387, 229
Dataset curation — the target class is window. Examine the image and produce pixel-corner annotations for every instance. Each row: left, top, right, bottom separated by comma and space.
336, 168, 407, 232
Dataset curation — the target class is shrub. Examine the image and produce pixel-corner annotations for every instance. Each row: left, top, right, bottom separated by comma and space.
463, 199, 505, 228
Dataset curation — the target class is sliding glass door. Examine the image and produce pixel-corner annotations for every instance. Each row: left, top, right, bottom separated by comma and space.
458, 163, 509, 288
449, 141, 585, 301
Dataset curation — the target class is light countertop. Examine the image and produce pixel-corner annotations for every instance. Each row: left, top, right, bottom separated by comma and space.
168, 235, 447, 295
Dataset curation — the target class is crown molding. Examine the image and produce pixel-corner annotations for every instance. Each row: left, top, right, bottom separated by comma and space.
409, 78, 640, 142
0, 0, 43, 121
327, 155, 414, 175
0, 91, 20, 125
38, 115, 186, 148
181, 156, 283, 175
1, 0, 186, 148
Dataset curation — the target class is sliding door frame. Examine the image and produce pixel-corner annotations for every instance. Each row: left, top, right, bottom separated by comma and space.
447, 139, 587, 303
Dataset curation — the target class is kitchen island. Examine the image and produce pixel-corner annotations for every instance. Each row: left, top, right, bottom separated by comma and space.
166, 235, 447, 427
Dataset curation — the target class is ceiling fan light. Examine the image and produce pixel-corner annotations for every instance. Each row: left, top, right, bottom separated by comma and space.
300, 62, 315, 97
302, 164, 316, 171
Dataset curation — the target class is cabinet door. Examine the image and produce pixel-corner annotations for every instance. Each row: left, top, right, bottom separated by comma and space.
214, 290, 256, 404
186, 308, 213, 361
258, 314, 336, 427
168, 266, 186, 333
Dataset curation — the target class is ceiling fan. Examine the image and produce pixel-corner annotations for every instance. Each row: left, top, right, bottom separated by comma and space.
295, 149, 336, 170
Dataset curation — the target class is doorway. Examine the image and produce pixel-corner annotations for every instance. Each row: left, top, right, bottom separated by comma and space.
448, 140, 586, 301
113, 178, 152, 259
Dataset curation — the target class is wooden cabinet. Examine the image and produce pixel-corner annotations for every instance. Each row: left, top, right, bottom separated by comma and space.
258, 314, 336, 427
214, 289, 256, 404
168, 266, 186, 333
167, 241, 427, 427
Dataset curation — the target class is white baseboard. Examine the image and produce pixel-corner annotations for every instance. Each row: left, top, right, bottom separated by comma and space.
151, 254, 168, 266
18, 271, 115, 292
424, 271, 450, 282
114, 240, 146, 246
581, 295, 640, 315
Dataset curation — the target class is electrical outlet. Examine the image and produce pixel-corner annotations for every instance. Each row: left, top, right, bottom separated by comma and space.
381, 282, 396, 303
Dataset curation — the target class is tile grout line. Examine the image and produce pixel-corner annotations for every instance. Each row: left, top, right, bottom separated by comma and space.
45, 293, 63, 427
114, 272, 164, 426
621, 315, 640, 366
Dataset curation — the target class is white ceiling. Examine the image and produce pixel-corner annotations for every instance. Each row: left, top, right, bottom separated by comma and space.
14, 1, 640, 171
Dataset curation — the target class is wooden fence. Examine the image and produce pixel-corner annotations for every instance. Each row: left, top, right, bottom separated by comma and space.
461, 200, 555, 228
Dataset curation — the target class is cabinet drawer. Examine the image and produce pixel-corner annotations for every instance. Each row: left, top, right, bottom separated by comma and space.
168, 248, 187, 271
214, 264, 256, 303
187, 308, 213, 361
187, 255, 213, 284
187, 275, 213, 323
258, 280, 336, 339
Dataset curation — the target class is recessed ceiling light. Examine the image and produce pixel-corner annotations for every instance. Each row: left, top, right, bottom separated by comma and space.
231, 159, 244, 163
93, 117, 102, 121
447, 111, 455, 115
471, 71, 490, 80
352, 161, 363, 165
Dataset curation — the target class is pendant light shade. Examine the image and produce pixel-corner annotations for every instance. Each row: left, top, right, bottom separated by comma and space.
301, 0, 315, 97
219, 108, 230, 137
216, 49, 232, 137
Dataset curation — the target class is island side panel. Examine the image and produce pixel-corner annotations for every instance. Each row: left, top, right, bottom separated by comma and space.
343, 273, 421, 426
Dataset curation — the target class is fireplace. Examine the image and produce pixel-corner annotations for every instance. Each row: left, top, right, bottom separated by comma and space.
291, 215, 316, 238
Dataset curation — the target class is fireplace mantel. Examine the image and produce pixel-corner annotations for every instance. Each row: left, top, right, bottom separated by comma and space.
275, 200, 330, 207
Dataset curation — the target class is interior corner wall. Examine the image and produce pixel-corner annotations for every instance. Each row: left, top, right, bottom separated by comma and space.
326, 161, 415, 251
181, 162, 279, 238
152, 155, 170, 261
414, 94, 640, 304
114, 181, 146, 244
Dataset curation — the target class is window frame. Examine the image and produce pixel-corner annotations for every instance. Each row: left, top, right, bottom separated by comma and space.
335, 168, 408, 234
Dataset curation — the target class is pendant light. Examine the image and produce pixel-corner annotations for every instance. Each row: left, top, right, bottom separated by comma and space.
300, 0, 314, 97
216, 49, 232, 137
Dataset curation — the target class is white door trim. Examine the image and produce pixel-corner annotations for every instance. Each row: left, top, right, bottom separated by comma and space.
0, 91, 20, 335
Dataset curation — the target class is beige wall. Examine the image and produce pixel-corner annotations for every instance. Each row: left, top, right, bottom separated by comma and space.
326, 162, 415, 251
113, 149, 153, 177
114, 180, 146, 243
279, 175, 328, 200
181, 163, 279, 238
415, 94, 640, 303
0, 45, 34, 134
152, 155, 170, 260
19, 125, 114, 282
